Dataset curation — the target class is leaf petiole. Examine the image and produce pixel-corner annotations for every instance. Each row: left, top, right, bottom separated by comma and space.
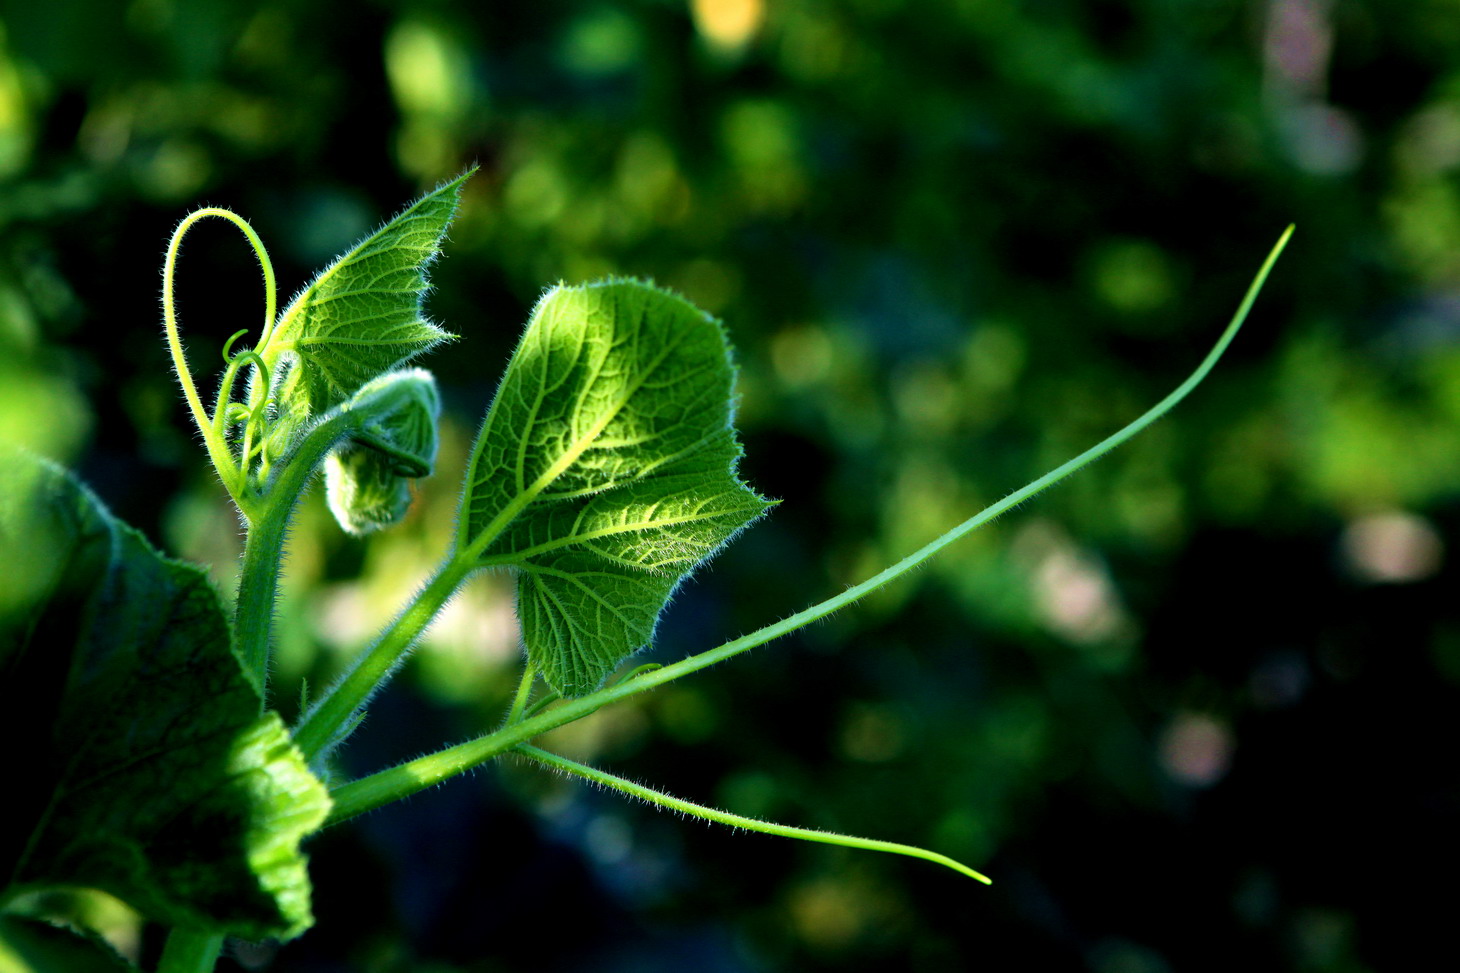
506, 664, 537, 726
520, 689, 563, 722
293, 554, 475, 759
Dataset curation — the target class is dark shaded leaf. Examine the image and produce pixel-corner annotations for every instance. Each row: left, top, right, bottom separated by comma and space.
0, 449, 330, 941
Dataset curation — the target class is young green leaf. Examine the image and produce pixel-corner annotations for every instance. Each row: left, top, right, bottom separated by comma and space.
458, 280, 770, 697
325, 368, 442, 535
0, 449, 330, 942
262, 170, 471, 418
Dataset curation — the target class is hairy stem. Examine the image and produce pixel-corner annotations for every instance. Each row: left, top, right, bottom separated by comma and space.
293, 556, 474, 760
325, 226, 1293, 823
157, 928, 224, 973
233, 505, 288, 696
235, 409, 363, 691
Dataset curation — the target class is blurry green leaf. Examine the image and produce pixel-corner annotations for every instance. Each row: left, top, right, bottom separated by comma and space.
460, 280, 770, 697
267, 171, 470, 416
0, 449, 330, 941
0, 916, 134, 973
325, 368, 442, 535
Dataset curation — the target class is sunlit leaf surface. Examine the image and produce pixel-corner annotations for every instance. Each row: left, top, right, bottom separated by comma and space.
267, 172, 470, 415
460, 280, 770, 696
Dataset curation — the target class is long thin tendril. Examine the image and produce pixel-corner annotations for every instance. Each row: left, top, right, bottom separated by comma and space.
516, 744, 992, 883
162, 208, 279, 500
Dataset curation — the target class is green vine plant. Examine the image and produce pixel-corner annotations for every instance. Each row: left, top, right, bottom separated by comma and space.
0, 169, 1292, 973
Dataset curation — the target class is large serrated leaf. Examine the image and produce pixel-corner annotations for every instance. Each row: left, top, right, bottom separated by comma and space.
265, 171, 471, 415
0, 449, 330, 942
459, 280, 771, 697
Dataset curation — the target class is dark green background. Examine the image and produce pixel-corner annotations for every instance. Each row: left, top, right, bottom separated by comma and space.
2, 1, 1457, 970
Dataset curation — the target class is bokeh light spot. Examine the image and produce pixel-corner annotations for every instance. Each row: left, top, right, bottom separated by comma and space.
504, 157, 570, 227
0, 26, 32, 176
560, 8, 640, 76
1015, 521, 1129, 647
771, 324, 833, 388
385, 19, 469, 121
1158, 713, 1233, 788
838, 703, 907, 762
1089, 238, 1175, 316
691, 0, 765, 53
1340, 510, 1444, 584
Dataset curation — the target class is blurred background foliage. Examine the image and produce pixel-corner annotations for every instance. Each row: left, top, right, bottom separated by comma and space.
1, 0, 1457, 970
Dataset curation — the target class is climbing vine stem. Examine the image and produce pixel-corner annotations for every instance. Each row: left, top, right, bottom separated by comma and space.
322, 224, 1294, 826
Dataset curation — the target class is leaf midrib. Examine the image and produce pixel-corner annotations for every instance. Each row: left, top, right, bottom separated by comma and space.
476, 499, 746, 568
294, 331, 438, 348
301, 285, 422, 309
460, 306, 696, 564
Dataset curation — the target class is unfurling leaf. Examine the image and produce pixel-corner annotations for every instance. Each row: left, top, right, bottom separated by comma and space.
0, 448, 330, 941
325, 368, 442, 535
264, 170, 471, 418
459, 280, 771, 697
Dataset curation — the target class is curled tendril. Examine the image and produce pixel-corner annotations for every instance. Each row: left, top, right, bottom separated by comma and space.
220, 327, 272, 413
162, 208, 279, 503
221, 329, 251, 366
229, 351, 271, 388
214, 333, 278, 482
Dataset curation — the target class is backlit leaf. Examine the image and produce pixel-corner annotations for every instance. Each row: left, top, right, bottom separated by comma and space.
265, 171, 470, 416
459, 280, 770, 696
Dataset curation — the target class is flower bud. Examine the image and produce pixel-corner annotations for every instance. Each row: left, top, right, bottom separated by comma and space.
325, 369, 441, 535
